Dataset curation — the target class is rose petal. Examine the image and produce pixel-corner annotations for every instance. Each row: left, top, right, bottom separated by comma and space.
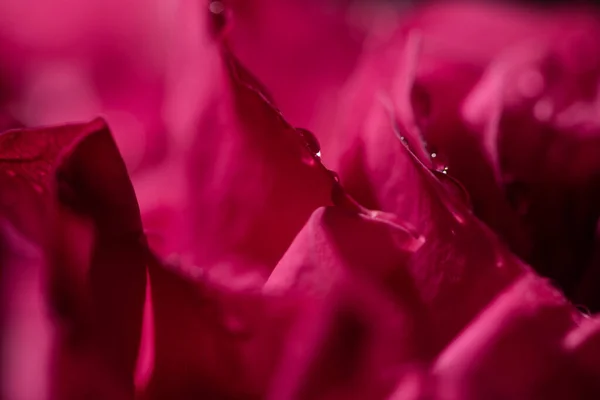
433, 273, 579, 400
0, 119, 146, 398
0, 0, 171, 172
150, 1, 335, 282
0, 220, 53, 400
264, 206, 429, 399
143, 252, 296, 399
460, 19, 600, 304
227, 0, 364, 132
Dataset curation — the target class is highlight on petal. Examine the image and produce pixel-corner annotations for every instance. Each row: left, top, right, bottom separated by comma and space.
564, 316, 600, 393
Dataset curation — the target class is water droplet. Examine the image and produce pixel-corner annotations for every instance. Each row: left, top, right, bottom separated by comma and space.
6, 169, 16, 177
430, 153, 437, 158
575, 304, 592, 318
208, 1, 227, 36
315, 151, 321, 158
209, 1, 224, 14
431, 170, 471, 224
296, 128, 321, 156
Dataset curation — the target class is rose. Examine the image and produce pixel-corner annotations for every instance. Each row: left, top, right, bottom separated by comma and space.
1, 1, 600, 399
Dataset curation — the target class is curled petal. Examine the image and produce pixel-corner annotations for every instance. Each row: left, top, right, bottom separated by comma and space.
0, 119, 147, 398
433, 274, 580, 400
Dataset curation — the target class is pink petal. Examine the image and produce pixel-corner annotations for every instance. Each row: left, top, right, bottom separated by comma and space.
0, 221, 53, 400
143, 252, 297, 399
0, 119, 147, 398
459, 13, 600, 304
433, 273, 580, 399
149, 1, 336, 281
227, 0, 364, 132
0, 0, 172, 172
264, 206, 429, 399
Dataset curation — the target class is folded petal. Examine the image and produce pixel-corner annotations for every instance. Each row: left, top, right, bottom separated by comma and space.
143, 252, 297, 399
0, 119, 146, 398
433, 274, 580, 400
461, 14, 600, 304
264, 206, 429, 399
151, 1, 336, 282
326, 33, 526, 346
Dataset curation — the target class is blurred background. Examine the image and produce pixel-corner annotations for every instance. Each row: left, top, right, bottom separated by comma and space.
0, 0, 598, 173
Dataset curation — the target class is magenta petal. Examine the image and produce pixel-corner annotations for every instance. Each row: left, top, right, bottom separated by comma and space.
144, 205, 424, 399
144, 253, 296, 399
0, 0, 170, 173
185, 52, 334, 278
227, 0, 363, 132
265, 206, 429, 399
460, 24, 600, 303
564, 316, 600, 393
433, 274, 579, 399
330, 71, 523, 351
0, 119, 146, 398
0, 221, 53, 400
152, 2, 335, 281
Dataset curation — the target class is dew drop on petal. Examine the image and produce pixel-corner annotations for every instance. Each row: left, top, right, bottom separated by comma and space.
430, 152, 437, 158
209, 1, 224, 14
296, 127, 321, 156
